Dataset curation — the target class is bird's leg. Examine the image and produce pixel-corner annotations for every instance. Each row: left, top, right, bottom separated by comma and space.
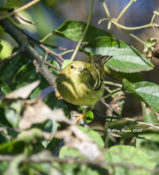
55, 89, 62, 100
74, 113, 85, 125
73, 106, 91, 125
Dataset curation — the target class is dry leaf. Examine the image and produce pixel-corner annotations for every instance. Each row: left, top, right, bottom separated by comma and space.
55, 126, 104, 161
5, 81, 40, 99
19, 99, 72, 129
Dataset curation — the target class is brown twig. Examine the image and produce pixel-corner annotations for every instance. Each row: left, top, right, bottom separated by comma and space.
39, 44, 64, 65
0, 154, 159, 173
0, 0, 40, 21
42, 59, 61, 71
19, 29, 67, 51
16, 29, 66, 65
100, 98, 121, 117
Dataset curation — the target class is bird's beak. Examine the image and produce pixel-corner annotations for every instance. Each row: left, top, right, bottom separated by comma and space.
79, 67, 87, 74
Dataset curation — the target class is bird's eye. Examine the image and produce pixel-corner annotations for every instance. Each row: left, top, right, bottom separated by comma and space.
70, 65, 74, 69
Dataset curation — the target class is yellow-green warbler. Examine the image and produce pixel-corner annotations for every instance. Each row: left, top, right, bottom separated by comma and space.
56, 55, 112, 122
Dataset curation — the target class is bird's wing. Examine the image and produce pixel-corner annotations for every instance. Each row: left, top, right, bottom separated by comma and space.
89, 55, 112, 90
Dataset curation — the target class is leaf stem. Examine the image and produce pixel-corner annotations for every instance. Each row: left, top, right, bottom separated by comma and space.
102, 1, 110, 18
70, 0, 94, 61
60, 49, 74, 56
104, 88, 122, 99
104, 81, 122, 88
116, 0, 137, 22
111, 19, 154, 30
40, 32, 53, 42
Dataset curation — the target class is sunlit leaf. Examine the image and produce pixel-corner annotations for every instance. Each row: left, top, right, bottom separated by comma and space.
54, 20, 112, 42
0, 40, 13, 60
105, 145, 156, 175
83, 36, 154, 73
123, 80, 159, 112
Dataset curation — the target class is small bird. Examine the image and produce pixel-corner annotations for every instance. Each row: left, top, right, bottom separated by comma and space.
56, 55, 112, 123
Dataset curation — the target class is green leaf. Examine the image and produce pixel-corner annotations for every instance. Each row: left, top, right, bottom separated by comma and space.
45, 92, 70, 116
17, 128, 43, 143
78, 126, 104, 147
0, 53, 27, 82
154, 11, 159, 16
83, 36, 154, 73
61, 59, 72, 69
59, 146, 85, 158
85, 110, 94, 123
48, 60, 60, 75
124, 80, 159, 113
54, 161, 104, 175
136, 133, 159, 158
0, 40, 13, 60
54, 20, 112, 42
12, 62, 40, 89
4, 100, 23, 127
0, 80, 12, 95
3, 0, 23, 8
105, 145, 156, 175
134, 81, 159, 112
4, 155, 25, 175
122, 79, 136, 94
0, 139, 25, 155
0, 162, 8, 174
104, 66, 142, 82
0, 43, 2, 52
5, 108, 19, 128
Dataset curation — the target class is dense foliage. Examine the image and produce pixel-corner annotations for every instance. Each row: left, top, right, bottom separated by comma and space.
0, 0, 159, 174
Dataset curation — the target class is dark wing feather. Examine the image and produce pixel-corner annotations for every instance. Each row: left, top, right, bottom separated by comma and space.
90, 55, 112, 90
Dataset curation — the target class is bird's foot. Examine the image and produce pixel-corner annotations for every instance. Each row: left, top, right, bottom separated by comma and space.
73, 113, 85, 125
56, 91, 62, 100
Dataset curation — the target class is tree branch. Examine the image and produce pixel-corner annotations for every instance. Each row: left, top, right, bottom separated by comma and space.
0, 154, 159, 173
0, 19, 56, 89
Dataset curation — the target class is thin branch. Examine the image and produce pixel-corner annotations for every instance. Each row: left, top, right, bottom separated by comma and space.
102, 1, 110, 18
0, 0, 40, 21
40, 32, 53, 43
100, 1, 154, 47
19, 29, 67, 51
100, 98, 121, 117
42, 59, 61, 71
126, 32, 146, 45
60, 49, 74, 56
101, 1, 112, 29
111, 19, 154, 30
70, 0, 94, 61
39, 44, 64, 65
17, 29, 66, 64
116, 0, 136, 22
